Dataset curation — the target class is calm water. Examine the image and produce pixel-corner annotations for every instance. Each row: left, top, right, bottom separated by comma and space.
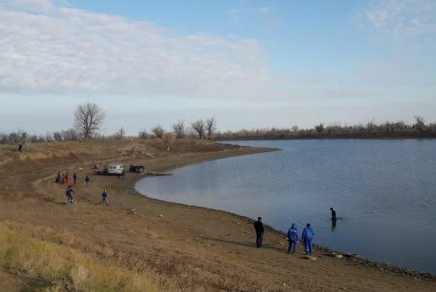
135, 139, 436, 274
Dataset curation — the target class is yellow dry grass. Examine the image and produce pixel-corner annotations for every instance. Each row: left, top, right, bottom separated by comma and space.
0, 222, 160, 291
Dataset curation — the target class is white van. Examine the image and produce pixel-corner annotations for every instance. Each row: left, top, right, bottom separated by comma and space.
104, 163, 125, 175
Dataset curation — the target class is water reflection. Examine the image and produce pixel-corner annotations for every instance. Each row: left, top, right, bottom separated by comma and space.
331, 218, 337, 232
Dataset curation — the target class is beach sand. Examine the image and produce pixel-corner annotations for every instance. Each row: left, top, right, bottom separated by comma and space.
0, 139, 434, 291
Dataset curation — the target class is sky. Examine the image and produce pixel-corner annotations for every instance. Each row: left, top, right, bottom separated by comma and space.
0, 0, 435, 135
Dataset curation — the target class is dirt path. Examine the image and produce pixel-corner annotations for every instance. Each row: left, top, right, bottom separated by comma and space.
0, 140, 435, 291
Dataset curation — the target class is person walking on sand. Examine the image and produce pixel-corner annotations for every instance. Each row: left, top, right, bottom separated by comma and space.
73, 172, 77, 184
330, 207, 337, 221
65, 185, 74, 204
302, 223, 315, 256
85, 175, 90, 186
253, 217, 264, 248
287, 223, 298, 254
101, 189, 109, 205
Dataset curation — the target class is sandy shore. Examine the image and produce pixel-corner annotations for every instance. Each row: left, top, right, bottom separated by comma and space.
0, 139, 435, 291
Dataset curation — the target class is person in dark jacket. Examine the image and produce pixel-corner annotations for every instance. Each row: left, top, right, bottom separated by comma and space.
302, 223, 315, 256
253, 217, 264, 248
85, 175, 90, 186
73, 172, 77, 184
287, 223, 298, 254
330, 207, 337, 221
65, 185, 74, 204
101, 189, 109, 205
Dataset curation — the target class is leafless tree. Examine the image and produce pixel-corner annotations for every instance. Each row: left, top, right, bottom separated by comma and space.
114, 127, 125, 139
366, 119, 375, 134
315, 123, 324, 135
74, 103, 104, 139
62, 128, 79, 141
172, 120, 186, 138
291, 125, 299, 134
152, 125, 165, 139
206, 117, 217, 139
191, 119, 205, 139
138, 130, 150, 139
53, 132, 63, 141
414, 115, 426, 131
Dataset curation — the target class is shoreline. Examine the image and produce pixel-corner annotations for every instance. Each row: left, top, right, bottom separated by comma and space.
135, 180, 436, 281
1, 139, 435, 291
131, 148, 435, 280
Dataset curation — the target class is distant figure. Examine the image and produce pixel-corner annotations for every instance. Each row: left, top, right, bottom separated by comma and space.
101, 189, 109, 205
85, 175, 90, 186
64, 174, 70, 186
73, 172, 77, 184
55, 171, 61, 184
287, 223, 298, 254
17, 143, 23, 153
65, 185, 74, 204
253, 217, 264, 248
302, 223, 315, 256
330, 207, 337, 221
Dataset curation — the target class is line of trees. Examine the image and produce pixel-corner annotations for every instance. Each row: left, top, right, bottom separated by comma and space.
216, 116, 436, 140
137, 117, 217, 140
2, 102, 435, 146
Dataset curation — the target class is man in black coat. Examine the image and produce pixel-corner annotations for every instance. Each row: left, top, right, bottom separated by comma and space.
253, 217, 264, 248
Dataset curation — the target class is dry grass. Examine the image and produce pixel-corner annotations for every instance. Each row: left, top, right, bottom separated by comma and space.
0, 222, 160, 291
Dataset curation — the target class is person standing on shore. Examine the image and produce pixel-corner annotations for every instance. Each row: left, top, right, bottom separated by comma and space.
253, 217, 264, 248
73, 172, 77, 184
302, 223, 315, 256
85, 175, 90, 186
287, 223, 298, 254
101, 189, 109, 205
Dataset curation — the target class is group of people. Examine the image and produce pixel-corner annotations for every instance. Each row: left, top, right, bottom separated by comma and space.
64, 184, 109, 205
59, 171, 108, 205
253, 208, 337, 256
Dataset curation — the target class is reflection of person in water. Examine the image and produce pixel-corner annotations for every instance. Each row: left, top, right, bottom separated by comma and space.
331, 217, 337, 232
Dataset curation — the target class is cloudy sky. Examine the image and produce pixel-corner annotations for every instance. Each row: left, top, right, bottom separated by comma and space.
0, 0, 435, 135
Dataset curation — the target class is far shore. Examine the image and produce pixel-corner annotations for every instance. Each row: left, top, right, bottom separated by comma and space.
1, 139, 435, 291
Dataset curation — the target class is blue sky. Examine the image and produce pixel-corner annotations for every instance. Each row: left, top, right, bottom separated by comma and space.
0, 0, 435, 135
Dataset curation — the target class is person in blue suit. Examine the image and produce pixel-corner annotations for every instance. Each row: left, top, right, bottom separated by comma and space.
287, 223, 298, 254
302, 223, 315, 256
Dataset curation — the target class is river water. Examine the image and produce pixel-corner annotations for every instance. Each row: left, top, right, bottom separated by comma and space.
135, 139, 436, 274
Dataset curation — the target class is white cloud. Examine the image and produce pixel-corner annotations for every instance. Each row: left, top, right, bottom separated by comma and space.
0, 0, 55, 13
365, 0, 436, 40
0, 2, 270, 100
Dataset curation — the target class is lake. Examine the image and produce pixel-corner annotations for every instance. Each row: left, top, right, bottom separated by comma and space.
135, 139, 436, 274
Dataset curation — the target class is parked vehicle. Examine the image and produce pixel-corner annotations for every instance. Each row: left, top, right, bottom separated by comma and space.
104, 163, 125, 175
129, 164, 145, 173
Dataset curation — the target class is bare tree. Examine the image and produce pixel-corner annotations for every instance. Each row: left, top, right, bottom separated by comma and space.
206, 117, 217, 140
152, 125, 165, 139
414, 115, 426, 131
138, 130, 150, 139
366, 119, 375, 134
191, 119, 205, 139
61, 128, 78, 141
115, 127, 125, 139
315, 123, 324, 135
291, 125, 299, 134
172, 120, 186, 139
74, 103, 104, 139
